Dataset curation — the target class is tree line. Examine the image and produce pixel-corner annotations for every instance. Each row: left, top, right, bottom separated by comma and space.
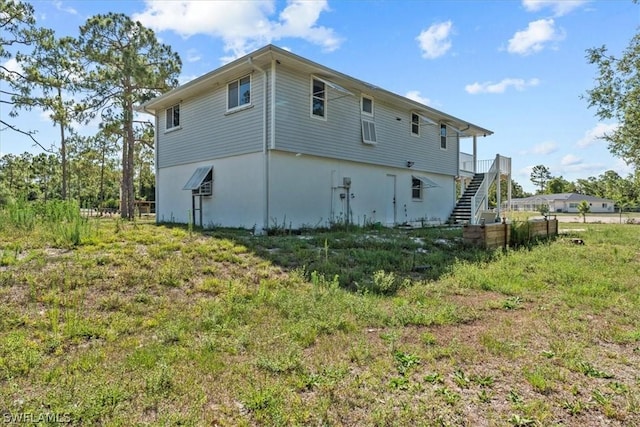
529, 164, 640, 209
1, 0, 181, 218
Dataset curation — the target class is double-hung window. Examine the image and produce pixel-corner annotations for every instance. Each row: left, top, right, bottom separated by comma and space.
228, 75, 251, 110
412, 178, 422, 200
440, 124, 447, 149
411, 113, 420, 136
165, 104, 180, 130
311, 78, 326, 118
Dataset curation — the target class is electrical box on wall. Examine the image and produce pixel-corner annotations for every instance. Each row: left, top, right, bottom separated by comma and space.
343, 177, 351, 188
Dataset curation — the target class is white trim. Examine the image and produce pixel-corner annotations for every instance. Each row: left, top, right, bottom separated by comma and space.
411, 113, 420, 136
361, 95, 374, 117
165, 103, 181, 130
226, 74, 252, 112
310, 77, 327, 121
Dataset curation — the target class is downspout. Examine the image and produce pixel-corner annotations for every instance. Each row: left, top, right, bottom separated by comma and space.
142, 104, 160, 224
248, 57, 269, 233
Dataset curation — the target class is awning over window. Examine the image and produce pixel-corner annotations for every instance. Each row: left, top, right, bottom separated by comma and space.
183, 166, 213, 190
313, 76, 354, 96
412, 175, 439, 188
416, 114, 438, 126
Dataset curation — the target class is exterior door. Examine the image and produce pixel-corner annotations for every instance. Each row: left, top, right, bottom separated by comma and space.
385, 174, 396, 225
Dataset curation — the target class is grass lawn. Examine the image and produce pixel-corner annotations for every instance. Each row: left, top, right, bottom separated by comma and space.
0, 210, 638, 425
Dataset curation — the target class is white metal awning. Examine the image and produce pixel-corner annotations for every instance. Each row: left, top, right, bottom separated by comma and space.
416, 113, 438, 126
412, 175, 439, 188
313, 76, 354, 96
183, 166, 213, 190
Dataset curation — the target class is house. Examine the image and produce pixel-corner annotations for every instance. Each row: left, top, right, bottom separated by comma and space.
508, 193, 614, 213
140, 44, 510, 231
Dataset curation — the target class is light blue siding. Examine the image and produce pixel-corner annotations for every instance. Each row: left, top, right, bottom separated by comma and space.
273, 66, 459, 176
157, 71, 267, 168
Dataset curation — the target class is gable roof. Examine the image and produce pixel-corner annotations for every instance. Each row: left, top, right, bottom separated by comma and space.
140, 44, 493, 139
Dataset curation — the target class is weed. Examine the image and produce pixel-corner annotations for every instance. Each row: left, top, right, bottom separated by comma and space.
452, 368, 471, 388
502, 296, 523, 310
394, 351, 420, 375
562, 399, 585, 416
576, 360, 614, 378
507, 414, 537, 426
389, 376, 410, 390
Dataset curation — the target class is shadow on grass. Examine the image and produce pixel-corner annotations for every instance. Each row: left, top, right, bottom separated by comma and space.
178, 224, 503, 295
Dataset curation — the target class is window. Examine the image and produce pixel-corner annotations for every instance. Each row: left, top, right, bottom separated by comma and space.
412, 178, 422, 199
165, 104, 180, 130
569, 203, 578, 208
361, 96, 373, 116
312, 78, 325, 118
227, 75, 251, 110
440, 124, 447, 149
602, 203, 608, 208
411, 113, 420, 136
361, 120, 377, 144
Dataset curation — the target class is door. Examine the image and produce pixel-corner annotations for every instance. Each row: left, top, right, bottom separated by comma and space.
385, 174, 396, 225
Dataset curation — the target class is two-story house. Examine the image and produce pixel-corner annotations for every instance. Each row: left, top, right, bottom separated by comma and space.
141, 44, 509, 231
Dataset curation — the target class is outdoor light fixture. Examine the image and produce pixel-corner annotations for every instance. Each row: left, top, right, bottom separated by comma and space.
406, 161, 415, 168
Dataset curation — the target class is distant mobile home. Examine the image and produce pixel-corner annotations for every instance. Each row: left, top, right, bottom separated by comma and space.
509, 193, 614, 213
141, 44, 509, 231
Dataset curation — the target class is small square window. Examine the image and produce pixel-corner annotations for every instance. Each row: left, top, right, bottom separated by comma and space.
228, 75, 251, 110
165, 104, 180, 130
361, 96, 373, 116
411, 113, 420, 136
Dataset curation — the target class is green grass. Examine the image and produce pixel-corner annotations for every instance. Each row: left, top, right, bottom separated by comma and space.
0, 210, 638, 425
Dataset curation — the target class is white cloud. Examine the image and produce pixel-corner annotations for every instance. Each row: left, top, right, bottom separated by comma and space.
133, 0, 341, 62
186, 49, 201, 63
560, 154, 582, 166
507, 19, 564, 55
416, 21, 453, 59
531, 141, 558, 155
2, 57, 23, 76
465, 77, 540, 94
405, 90, 432, 106
576, 122, 618, 148
522, 0, 588, 17
53, 1, 78, 15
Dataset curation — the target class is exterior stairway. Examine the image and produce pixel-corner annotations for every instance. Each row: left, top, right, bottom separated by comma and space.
448, 173, 484, 224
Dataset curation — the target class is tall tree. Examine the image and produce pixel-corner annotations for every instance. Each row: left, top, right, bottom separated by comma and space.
18, 33, 85, 200
0, 0, 52, 151
530, 165, 551, 194
585, 11, 640, 169
546, 176, 575, 194
77, 13, 181, 219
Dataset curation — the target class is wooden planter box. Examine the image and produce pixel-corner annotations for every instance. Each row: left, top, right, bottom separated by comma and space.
463, 218, 558, 249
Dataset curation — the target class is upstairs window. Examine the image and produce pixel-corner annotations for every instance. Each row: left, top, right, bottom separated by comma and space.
312, 78, 326, 118
440, 124, 447, 149
165, 104, 180, 130
411, 113, 420, 136
361, 95, 373, 116
228, 75, 251, 110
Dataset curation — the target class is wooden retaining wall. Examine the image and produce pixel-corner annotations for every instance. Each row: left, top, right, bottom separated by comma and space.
463, 218, 558, 249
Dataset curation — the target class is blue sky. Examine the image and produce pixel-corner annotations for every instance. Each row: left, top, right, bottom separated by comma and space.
2, 0, 638, 193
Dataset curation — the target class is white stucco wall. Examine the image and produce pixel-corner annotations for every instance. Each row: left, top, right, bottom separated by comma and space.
156, 152, 265, 228
268, 152, 455, 228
